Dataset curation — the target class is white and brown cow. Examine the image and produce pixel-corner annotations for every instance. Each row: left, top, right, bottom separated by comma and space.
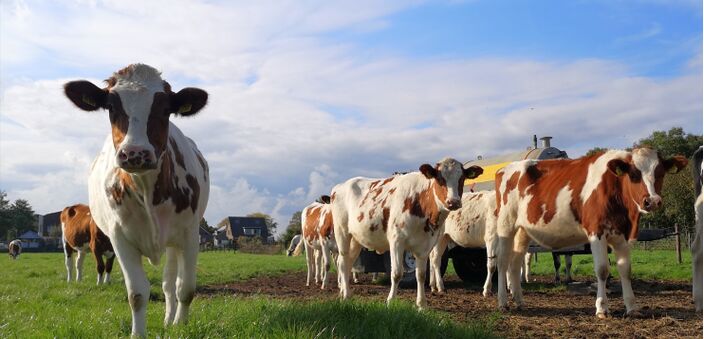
692, 146, 702, 312
494, 148, 687, 318
331, 158, 482, 309
8, 240, 21, 259
429, 191, 498, 297
293, 195, 337, 289
60, 204, 115, 284
64, 64, 210, 337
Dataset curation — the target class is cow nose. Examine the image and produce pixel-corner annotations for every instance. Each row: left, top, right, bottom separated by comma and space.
643, 196, 662, 211
446, 199, 461, 211
116, 145, 156, 171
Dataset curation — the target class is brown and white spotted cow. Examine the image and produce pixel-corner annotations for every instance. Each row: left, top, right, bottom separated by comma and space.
60, 204, 115, 284
64, 64, 210, 337
494, 148, 687, 318
330, 158, 482, 309
292, 195, 337, 289
8, 240, 21, 260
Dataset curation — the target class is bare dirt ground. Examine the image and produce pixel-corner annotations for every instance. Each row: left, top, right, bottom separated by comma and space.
198, 273, 702, 338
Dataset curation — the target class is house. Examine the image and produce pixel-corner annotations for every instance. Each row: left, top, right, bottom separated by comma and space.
17, 230, 42, 249
37, 211, 61, 238
223, 216, 270, 244
199, 226, 214, 250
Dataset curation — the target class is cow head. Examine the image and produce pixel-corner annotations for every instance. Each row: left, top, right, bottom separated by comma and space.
607, 148, 688, 213
64, 64, 208, 173
420, 158, 483, 211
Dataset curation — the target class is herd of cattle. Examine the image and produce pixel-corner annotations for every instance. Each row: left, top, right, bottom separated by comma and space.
5, 63, 702, 337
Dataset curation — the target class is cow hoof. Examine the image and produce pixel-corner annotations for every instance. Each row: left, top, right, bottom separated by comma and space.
626, 309, 643, 318
498, 305, 509, 312
596, 312, 607, 319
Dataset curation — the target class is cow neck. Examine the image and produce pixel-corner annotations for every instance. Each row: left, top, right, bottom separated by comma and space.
618, 174, 642, 241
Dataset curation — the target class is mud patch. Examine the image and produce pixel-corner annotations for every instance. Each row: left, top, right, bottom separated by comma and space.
198, 273, 702, 338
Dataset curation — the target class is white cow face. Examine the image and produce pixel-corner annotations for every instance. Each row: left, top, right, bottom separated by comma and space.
64, 64, 208, 173
607, 148, 688, 213
420, 158, 483, 211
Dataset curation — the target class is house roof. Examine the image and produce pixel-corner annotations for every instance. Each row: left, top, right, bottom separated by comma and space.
199, 226, 214, 240
225, 216, 269, 239
18, 230, 42, 240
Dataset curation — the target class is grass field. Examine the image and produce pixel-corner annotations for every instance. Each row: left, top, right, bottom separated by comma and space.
0, 251, 495, 338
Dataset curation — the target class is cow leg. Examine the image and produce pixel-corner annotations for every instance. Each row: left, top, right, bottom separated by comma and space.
523, 252, 533, 283
94, 249, 106, 285
371, 272, 379, 283
75, 250, 87, 282
174, 235, 198, 325
552, 252, 561, 283
104, 253, 115, 284
429, 235, 448, 293
496, 235, 513, 311
611, 236, 639, 316
339, 239, 361, 300
320, 240, 333, 290
314, 248, 323, 285
304, 241, 315, 287
483, 235, 498, 297
507, 229, 530, 309
162, 247, 178, 326
387, 242, 405, 305
414, 252, 429, 310
589, 235, 610, 318
64, 243, 74, 282
564, 255, 573, 283
113, 236, 150, 337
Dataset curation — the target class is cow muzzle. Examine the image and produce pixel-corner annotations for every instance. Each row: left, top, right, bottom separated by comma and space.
116, 145, 157, 172
642, 196, 662, 212
446, 199, 462, 211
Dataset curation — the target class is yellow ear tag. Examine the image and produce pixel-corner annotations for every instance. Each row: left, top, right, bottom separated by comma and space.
177, 104, 192, 114
82, 95, 96, 107
615, 167, 624, 176
668, 166, 679, 174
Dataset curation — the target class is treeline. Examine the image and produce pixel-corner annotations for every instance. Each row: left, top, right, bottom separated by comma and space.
0, 191, 37, 241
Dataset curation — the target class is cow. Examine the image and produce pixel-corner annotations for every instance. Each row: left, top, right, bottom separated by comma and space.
522, 252, 574, 284
287, 234, 302, 256
692, 146, 702, 312
8, 240, 21, 259
60, 204, 115, 284
429, 191, 497, 297
63, 64, 210, 337
330, 158, 482, 309
293, 195, 337, 289
493, 148, 687, 318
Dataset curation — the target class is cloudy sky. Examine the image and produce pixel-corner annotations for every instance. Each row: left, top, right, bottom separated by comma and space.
1, 0, 701, 236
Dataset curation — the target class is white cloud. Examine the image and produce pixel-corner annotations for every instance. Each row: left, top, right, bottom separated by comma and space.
0, 1, 701, 238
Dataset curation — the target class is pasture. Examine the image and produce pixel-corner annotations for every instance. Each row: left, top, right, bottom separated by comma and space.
0, 249, 698, 338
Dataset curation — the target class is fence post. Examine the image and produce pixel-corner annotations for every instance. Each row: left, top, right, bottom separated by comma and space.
675, 223, 682, 264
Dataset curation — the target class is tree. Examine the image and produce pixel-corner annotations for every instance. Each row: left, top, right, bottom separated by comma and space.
0, 191, 11, 239
10, 199, 36, 234
280, 211, 302, 247
200, 218, 216, 233
584, 147, 608, 157
635, 127, 702, 233
246, 212, 278, 236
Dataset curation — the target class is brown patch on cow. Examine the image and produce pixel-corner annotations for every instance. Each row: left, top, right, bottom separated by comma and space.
469, 193, 482, 201
108, 169, 136, 205
196, 151, 208, 181
494, 171, 504, 217
503, 172, 520, 205
303, 206, 322, 241
382, 177, 394, 185
170, 137, 186, 169
319, 209, 334, 238
153, 150, 194, 213
368, 209, 375, 220
147, 92, 170, 159
396, 221, 405, 229
330, 192, 336, 202
186, 174, 200, 213
369, 180, 381, 189
108, 92, 129, 150
382, 208, 390, 232
388, 188, 396, 195
403, 197, 414, 213
370, 223, 379, 232
357, 212, 365, 222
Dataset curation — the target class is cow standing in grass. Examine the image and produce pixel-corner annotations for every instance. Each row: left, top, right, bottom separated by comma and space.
692, 146, 702, 313
293, 195, 337, 289
61, 204, 115, 284
331, 158, 482, 309
8, 240, 21, 260
64, 64, 210, 337
494, 148, 687, 318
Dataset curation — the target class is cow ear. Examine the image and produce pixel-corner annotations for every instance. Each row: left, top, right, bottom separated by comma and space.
320, 195, 331, 204
663, 155, 688, 174
419, 164, 437, 179
170, 87, 208, 116
67, 207, 77, 218
64, 81, 107, 111
464, 165, 483, 179
607, 159, 630, 176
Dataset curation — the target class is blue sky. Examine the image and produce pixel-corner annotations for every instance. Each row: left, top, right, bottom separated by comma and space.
0, 0, 701, 233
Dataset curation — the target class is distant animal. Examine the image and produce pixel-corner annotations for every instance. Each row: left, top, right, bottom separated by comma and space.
331, 158, 482, 309
522, 252, 573, 284
494, 148, 687, 318
293, 195, 337, 289
63, 63, 210, 337
287, 234, 301, 256
60, 204, 115, 284
8, 240, 21, 260
692, 146, 702, 312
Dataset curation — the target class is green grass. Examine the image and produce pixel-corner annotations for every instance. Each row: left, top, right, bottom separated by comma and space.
0, 252, 494, 338
526, 248, 693, 281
